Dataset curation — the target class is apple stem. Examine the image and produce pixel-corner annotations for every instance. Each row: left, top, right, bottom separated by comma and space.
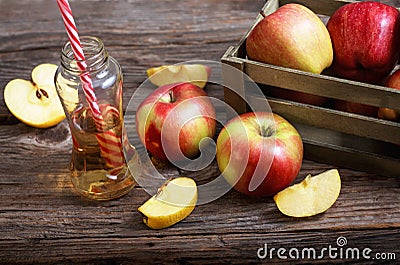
169, 91, 175, 103
260, 125, 274, 138
260, 10, 266, 18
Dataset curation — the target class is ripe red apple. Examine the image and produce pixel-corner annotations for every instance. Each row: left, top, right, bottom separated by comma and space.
246, 3, 333, 74
270, 87, 328, 106
378, 69, 400, 121
333, 100, 378, 117
136, 82, 216, 161
327, 1, 400, 84
216, 112, 303, 197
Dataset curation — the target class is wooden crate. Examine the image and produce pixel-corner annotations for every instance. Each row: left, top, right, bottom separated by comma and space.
221, 0, 400, 176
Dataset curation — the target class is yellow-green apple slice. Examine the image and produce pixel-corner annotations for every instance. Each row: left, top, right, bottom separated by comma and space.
4, 63, 66, 128
146, 64, 211, 88
138, 177, 197, 229
274, 169, 341, 217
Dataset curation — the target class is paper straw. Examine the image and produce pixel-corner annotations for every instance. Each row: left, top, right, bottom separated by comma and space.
56, 0, 102, 124
57, 0, 125, 173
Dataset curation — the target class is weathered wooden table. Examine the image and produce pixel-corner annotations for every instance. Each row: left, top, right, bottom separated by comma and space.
0, 0, 399, 264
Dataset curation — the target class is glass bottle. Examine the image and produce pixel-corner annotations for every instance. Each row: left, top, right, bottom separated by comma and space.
55, 36, 140, 200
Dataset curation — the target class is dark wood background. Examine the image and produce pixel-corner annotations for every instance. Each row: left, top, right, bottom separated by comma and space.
0, 0, 399, 264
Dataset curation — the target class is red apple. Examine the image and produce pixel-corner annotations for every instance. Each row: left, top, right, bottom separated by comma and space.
327, 1, 400, 84
216, 112, 303, 197
333, 100, 378, 117
136, 82, 216, 161
246, 3, 333, 74
270, 87, 328, 106
378, 69, 400, 121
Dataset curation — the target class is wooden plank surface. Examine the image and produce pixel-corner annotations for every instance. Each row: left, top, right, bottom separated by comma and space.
0, 0, 399, 264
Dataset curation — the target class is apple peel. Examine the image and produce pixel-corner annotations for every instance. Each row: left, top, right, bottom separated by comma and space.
273, 169, 341, 217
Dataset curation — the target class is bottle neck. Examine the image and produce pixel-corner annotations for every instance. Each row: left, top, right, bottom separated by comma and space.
60, 36, 108, 74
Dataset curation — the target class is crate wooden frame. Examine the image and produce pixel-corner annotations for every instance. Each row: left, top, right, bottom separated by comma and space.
221, 0, 400, 176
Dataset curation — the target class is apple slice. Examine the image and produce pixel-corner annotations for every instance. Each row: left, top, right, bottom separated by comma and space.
146, 64, 211, 88
31, 64, 58, 86
138, 177, 197, 229
273, 169, 341, 217
4, 63, 67, 128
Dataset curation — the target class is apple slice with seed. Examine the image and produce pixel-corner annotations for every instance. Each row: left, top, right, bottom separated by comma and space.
138, 177, 197, 229
4, 64, 66, 128
146, 64, 211, 88
273, 169, 341, 217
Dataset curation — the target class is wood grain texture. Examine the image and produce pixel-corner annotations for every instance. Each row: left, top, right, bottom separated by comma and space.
0, 0, 399, 264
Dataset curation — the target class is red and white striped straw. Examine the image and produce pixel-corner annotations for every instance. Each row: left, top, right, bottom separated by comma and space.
56, 0, 103, 125
57, 0, 125, 173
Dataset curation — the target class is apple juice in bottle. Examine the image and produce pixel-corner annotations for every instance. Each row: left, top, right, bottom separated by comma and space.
55, 36, 140, 200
